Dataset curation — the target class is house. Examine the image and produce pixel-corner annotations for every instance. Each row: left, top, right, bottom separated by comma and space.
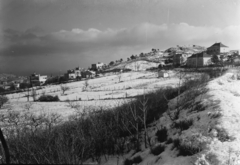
158, 71, 169, 78
230, 50, 239, 55
64, 67, 82, 80
65, 70, 76, 79
81, 70, 96, 78
92, 62, 105, 71
186, 52, 212, 67
207, 42, 229, 55
30, 73, 47, 86
173, 53, 189, 66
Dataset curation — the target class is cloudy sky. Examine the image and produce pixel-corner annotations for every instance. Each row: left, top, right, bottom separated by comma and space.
0, 0, 240, 75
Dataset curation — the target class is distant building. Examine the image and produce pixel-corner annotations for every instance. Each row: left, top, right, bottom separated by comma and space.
173, 54, 189, 66
207, 42, 229, 55
81, 70, 96, 78
230, 50, 239, 55
92, 62, 105, 71
30, 73, 47, 86
186, 52, 212, 67
64, 67, 82, 80
158, 71, 169, 78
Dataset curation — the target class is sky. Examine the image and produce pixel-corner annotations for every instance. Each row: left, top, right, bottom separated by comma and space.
0, 0, 240, 75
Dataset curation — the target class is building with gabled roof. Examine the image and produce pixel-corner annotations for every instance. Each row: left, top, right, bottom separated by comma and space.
64, 67, 83, 80
186, 52, 212, 67
81, 70, 96, 78
207, 42, 229, 55
30, 73, 48, 86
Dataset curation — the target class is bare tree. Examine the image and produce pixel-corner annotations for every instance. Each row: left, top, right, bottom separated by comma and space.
134, 61, 141, 71
117, 73, 122, 83
166, 70, 187, 121
31, 89, 37, 101
60, 85, 70, 95
139, 95, 151, 148
82, 80, 89, 91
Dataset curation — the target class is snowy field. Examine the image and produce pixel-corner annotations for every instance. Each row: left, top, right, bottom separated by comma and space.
3, 71, 181, 121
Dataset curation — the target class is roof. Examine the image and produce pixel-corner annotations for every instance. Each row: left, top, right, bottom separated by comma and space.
188, 52, 211, 58
209, 42, 228, 48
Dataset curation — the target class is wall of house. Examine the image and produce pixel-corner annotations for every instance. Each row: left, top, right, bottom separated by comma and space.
207, 46, 220, 55
220, 47, 228, 53
187, 57, 205, 67
75, 70, 81, 77
187, 58, 200, 67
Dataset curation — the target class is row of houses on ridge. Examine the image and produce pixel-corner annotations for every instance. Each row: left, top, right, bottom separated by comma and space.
64, 67, 96, 80
173, 42, 239, 67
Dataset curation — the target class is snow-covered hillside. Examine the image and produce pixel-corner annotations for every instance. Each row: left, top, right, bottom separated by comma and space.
3, 71, 179, 121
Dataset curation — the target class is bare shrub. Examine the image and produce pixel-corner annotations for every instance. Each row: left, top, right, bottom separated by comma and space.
66, 100, 80, 110
31, 89, 37, 101
82, 80, 89, 91
60, 85, 70, 95
24, 102, 33, 111
174, 118, 193, 131
173, 136, 205, 156
117, 73, 122, 83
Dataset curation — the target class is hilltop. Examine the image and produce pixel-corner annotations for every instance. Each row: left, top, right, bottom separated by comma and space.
106, 45, 206, 71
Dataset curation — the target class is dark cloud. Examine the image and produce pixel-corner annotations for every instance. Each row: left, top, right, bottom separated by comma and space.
1, 22, 239, 75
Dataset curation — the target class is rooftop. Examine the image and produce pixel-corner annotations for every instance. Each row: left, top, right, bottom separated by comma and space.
209, 42, 228, 48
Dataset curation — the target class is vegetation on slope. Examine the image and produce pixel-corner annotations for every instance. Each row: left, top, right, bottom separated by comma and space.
0, 68, 226, 164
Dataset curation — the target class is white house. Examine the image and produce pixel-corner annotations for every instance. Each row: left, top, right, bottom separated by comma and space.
92, 62, 105, 70
30, 73, 47, 86
158, 71, 169, 78
65, 67, 82, 80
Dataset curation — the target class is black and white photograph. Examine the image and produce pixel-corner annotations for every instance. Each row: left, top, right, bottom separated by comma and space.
0, 0, 240, 164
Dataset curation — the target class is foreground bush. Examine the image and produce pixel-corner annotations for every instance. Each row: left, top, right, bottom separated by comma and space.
173, 136, 204, 156
155, 127, 168, 142
0, 69, 224, 164
38, 95, 60, 102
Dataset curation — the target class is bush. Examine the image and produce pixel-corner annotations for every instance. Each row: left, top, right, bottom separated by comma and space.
215, 128, 234, 142
155, 127, 168, 142
3, 71, 212, 164
151, 144, 165, 155
38, 95, 60, 102
0, 95, 8, 108
173, 137, 204, 156
174, 118, 193, 131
